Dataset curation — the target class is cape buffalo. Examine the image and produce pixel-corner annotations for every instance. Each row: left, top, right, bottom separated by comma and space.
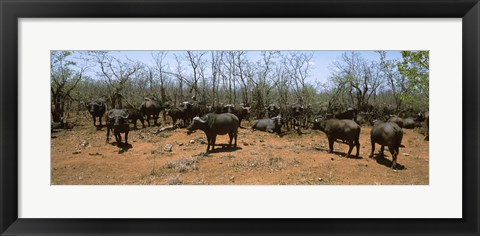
222, 104, 235, 113
234, 105, 251, 127
265, 104, 281, 118
222, 104, 251, 127
106, 109, 130, 146
287, 105, 304, 130
165, 107, 187, 127
311, 117, 323, 130
125, 108, 145, 130
180, 101, 203, 123
251, 115, 283, 134
355, 112, 373, 126
186, 113, 239, 153
86, 99, 106, 127
316, 118, 361, 157
140, 98, 163, 127
402, 117, 420, 129
370, 121, 403, 169
51, 118, 73, 132
327, 105, 356, 120
388, 116, 404, 128
415, 111, 429, 140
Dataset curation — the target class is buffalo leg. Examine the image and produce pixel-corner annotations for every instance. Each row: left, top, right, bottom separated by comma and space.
99, 116, 102, 126
133, 119, 138, 130
92, 116, 96, 126
153, 115, 159, 126
355, 139, 360, 157
115, 131, 121, 143
380, 146, 385, 158
228, 133, 233, 147
328, 137, 334, 153
369, 141, 375, 158
206, 135, 211, 152
390, 146, 398, 169
388, 147, 399, 169
234, 132, 237, 147
211, 136, 216, 151
146, 115, 151, 127
106, 127, 111, 143
347, 141, 354, 157
125, 131, 129, 145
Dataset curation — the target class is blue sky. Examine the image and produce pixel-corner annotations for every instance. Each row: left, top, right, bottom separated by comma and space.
74, 51, 403, 85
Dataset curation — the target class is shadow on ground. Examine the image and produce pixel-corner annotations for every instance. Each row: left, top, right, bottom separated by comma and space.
373, 154, 406, 170
110, 142, 133, 153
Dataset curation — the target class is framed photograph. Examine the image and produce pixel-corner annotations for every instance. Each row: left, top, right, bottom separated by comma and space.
1, 0, 478, 235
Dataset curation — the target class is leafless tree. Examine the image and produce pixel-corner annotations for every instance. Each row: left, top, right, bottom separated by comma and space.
186, 51, 206, 101
232, 51, 251, 105
210, 51, 223, 107
151, 51, 171, 103
377, 51, 404, 112
51, 51, 86, 122
89, 51, 140, 109
220, 51, 237, 104
282, 52, 314, 106
249, 51, 278, 116
329, 51, 382, 111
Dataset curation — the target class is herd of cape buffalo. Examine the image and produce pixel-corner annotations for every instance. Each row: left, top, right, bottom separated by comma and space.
52, 97, 429, 170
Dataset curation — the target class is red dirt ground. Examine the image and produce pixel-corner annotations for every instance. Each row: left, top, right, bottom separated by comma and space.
51, 113, 429, 185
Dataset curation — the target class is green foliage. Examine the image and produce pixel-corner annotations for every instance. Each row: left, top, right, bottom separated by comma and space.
397, 51, 429, 108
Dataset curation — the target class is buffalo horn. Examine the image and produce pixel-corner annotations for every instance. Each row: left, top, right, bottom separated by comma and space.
196, 115, 208, 123
193, 116, 207, 123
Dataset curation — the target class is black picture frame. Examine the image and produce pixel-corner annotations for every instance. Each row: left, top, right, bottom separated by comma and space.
1, 0, 479, 235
